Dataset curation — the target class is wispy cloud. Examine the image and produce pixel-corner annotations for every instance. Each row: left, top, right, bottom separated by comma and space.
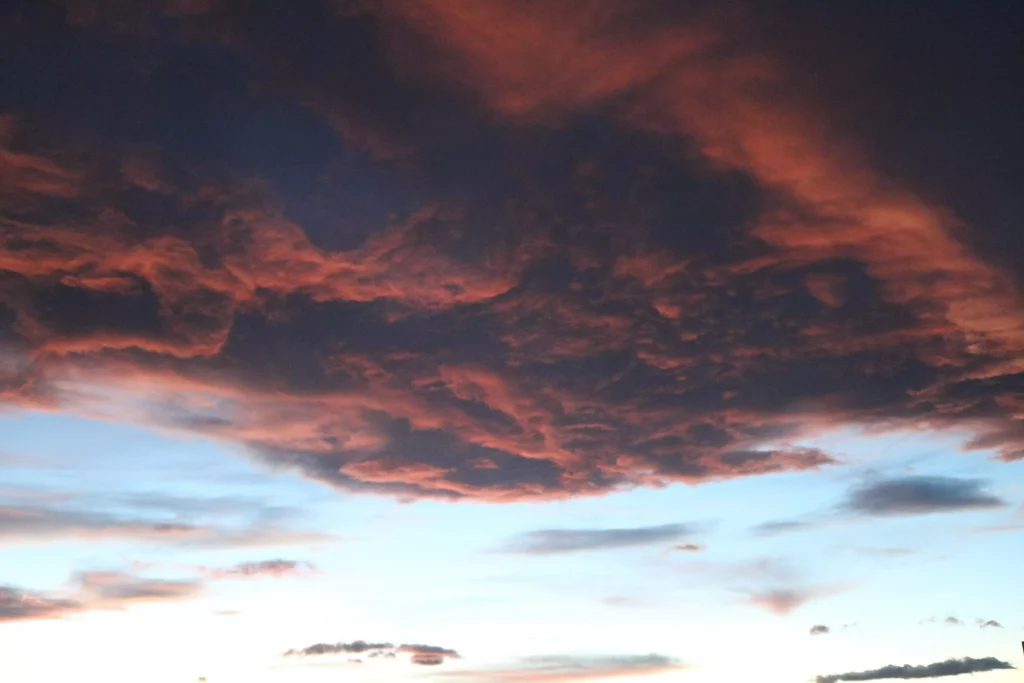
501, 523, 697, 555
816, 656, 1014, 682
442, 654, 683, 682
199, 560, 317, 579
0, 497, 334, 550
0, 571, 202, 623
810, 625, 830, 636
751, 520, 816, 536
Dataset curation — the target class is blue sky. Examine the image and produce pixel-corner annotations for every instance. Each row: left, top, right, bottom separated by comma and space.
3, 410, 1021, 683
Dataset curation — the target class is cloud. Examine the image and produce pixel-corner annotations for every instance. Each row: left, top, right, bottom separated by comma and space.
810, 625, 830, 635
745, 588, 825, 615
1, 0, 1023, 503
815, 656, 1014, 682
843, 477, 1006, 516
443, 654, 683, 682
0, 496, 334, 549
0, 504, 204, 543
0, 586, 80, 622
199, 560, 317, 579
0, 571, 201, 622
752, 520, 815, 536
670, 543, 705, 553
944, 617, 962, 626
283, 640, 459, 665
502, 523, 697, 554
977, 619, 1003, 629
73, 571, 202, 607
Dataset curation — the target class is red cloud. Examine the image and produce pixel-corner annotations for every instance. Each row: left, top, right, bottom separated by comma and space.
1, 1, 1021, 501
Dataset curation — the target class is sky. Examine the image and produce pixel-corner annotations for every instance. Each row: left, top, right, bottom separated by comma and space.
1, 1, 1023, 682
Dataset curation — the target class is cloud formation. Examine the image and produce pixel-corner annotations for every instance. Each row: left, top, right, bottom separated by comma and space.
1, 0, 1022, 503
810, 625, 830, 635
283, 640, 460, 666
0, 571, 201, 622
843, 477, 1006, 516
502, 523, 696, 554
199, 559, 317, 579
815, 656, 1014, 682
0, 496, 333, 549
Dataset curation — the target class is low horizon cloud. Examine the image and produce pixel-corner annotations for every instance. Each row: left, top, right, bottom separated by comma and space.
816, 656, 1014, 682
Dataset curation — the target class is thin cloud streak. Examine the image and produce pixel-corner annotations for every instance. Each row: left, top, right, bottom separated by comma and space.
501, 523, 697, 554
442, 654, 683, 682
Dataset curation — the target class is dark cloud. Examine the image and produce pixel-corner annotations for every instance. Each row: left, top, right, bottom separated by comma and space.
815, 656, 1014, 683
810, 625, 830, 636
977, 619, 1003, 629
284, 640, 459, 665
751, 520, 815, 536
1, 0, 1022, 501
444, 654, 683, 682
502, 523, 696, 555
944, 616, 962, 626
843, 477, 1006, 516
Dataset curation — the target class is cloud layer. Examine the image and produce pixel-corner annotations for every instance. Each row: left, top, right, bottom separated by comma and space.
1, 0, 1022, 502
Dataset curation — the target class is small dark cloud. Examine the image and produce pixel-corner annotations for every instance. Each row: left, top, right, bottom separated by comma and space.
751, 520, 814, 536
670, 543, 706, 553
502, 523, 696, 555
944, 616, 962, 626
977, 619, 1003, 629
810, 625, 830, 636
815, 656, 1014, 682
843, 476, 1006, 516
285, 641, 394, 656
284, 640, 459, 665
201, 559, 317, 579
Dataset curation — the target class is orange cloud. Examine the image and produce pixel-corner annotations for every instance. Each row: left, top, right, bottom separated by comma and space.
1, 1, 1021, 502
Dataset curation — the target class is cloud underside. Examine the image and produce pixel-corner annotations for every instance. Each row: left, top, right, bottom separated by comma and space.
816, 656, 1014, 682
1, 0, 1023, 501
